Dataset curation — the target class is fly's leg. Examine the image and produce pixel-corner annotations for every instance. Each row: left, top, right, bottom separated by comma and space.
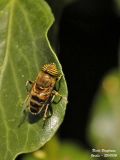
37, 103, 46, 114
43, 104, 51, 128
52, 90, 63, 104
52, 90, 68, 104
18, 94, 30, 127
43, 92, 59, 120
26, 80, 34, 92
48, 105, 53, 118
42, 91, 67, 127
55, 74, 62, 91
42, 94, 56, 127
53, 97, 62, 104
43, 96, 55, 120
43, 104, 49, 121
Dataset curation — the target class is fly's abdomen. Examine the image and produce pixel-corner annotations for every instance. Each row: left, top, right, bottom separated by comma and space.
30, 95, 44, 114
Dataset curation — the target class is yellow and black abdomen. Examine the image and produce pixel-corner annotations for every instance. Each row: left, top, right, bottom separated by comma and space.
29, 95, 44, 114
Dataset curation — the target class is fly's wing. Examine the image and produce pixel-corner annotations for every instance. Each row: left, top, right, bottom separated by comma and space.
26, 80, 34, 92
18, 94, 31, 127
22, 94, 31, 111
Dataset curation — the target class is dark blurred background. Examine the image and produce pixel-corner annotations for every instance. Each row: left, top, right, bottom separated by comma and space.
56, 0, 120, 150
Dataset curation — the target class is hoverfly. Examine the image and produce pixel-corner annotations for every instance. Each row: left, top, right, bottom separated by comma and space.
20, 63, 63, 125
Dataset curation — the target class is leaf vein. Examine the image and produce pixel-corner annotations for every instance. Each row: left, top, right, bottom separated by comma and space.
23, 125, 30, 150
0, 1, 15, 158
0, 0, 15, 91
9, 59, 23, 100
18, 0, 39, 72
0, 103, 12, 160
18, 47, 31, 78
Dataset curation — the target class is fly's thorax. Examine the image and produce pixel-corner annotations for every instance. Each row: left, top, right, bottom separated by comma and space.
36, 71, 57, 89
32, 84, 53, 101
30, 94, 48, 106
30, 71, 56, 101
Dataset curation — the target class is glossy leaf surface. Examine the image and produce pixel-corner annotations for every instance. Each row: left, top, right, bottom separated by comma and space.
0, 0, 67, 159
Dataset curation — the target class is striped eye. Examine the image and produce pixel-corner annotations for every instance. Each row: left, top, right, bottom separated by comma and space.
42, 63, 59, 77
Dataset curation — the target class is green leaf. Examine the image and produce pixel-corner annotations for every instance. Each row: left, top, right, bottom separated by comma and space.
0, 0, 68, 160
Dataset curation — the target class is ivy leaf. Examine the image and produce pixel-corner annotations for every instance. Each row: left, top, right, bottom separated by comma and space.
0, 0, 68, 160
